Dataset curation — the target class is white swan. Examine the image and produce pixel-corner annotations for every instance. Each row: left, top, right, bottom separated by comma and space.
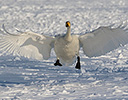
0, 21, 128, 69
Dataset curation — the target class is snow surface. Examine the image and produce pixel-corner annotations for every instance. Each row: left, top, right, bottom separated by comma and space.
0, 0, 128, 99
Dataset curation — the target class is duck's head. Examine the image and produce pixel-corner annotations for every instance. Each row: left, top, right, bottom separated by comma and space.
66, 21, 71, 27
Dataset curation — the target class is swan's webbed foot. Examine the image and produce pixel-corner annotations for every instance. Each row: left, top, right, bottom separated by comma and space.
54, 59, 62, 66
75, 56, 81, 69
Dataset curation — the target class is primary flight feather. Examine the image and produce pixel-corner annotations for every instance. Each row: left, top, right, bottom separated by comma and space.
0, 21, 128, 69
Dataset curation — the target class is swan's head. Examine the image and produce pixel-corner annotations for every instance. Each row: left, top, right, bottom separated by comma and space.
66, 21, 71, 27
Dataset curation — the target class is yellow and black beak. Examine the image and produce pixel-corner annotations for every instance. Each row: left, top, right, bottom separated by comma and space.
66, 21, 71, 27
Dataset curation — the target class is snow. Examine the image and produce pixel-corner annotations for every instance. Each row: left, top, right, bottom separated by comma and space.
0, 0, 128, 99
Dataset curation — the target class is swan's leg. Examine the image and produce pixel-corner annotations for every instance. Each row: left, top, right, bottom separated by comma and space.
75, 56, 81, 69
54, 58, 62, 66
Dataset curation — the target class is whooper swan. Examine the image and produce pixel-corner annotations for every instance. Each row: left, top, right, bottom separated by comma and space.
0, 21, 128, 69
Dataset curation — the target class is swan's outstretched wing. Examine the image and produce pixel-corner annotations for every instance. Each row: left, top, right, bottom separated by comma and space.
79, 25, 128, 57
0, 31, 55, 60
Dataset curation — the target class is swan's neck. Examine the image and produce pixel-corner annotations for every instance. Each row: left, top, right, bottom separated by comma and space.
65, 27, 72, 41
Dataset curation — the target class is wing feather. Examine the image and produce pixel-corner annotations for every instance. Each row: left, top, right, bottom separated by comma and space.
79, 25, 128, 57
0, 31, 55, 60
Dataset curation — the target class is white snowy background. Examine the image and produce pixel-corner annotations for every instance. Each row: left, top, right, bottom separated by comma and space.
0, 0, 128, 99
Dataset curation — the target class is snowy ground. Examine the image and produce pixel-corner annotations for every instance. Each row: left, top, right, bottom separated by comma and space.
0, 0, 128, 99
